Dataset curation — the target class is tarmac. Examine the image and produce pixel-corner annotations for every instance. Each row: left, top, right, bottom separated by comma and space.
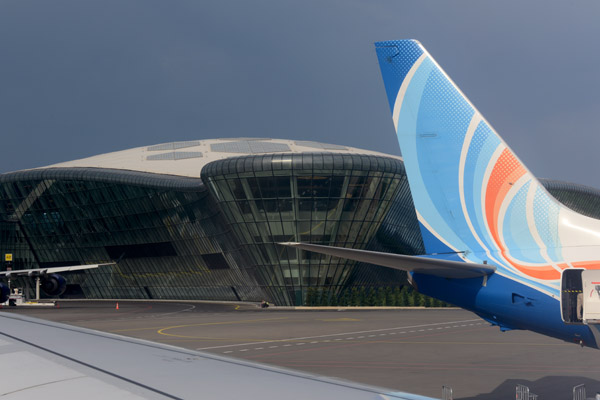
2, 300, 599, 399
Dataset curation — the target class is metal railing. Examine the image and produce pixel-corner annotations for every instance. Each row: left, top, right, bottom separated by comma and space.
516, 384, 538, 400
437, 382, 599, 399
573, 384, 586, 400
442, 385, 453, 400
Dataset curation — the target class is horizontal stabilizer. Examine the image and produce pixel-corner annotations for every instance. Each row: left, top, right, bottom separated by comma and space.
280, 242, 495, 279
0, 263, 114, 277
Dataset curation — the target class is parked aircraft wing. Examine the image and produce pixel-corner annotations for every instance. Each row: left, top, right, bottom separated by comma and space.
0, 312, 437, 400
0, 263, 114, 277
280, 242, 495, 279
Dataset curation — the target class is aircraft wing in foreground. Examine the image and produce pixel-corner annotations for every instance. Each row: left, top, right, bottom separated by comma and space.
0, 312, 436, 400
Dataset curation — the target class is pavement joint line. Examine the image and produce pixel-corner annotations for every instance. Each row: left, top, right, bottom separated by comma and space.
195, 318, 482, 351
218, 323, 490, 354
150, 304, 196, 318
218, 322, 490, 353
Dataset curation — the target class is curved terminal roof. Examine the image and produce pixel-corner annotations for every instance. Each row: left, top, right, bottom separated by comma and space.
38, 138, 401, 178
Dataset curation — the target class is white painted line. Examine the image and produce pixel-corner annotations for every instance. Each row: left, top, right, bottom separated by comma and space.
310, 341, 318, 344
254, 347, 263, 350
283, 344, 292, 347
155, 304, 197, 317
240, 349, 249, 352
346, 337, 354, 340
195, 318, 483, 351
269, 346, 278, 348
223, 351, 233, 354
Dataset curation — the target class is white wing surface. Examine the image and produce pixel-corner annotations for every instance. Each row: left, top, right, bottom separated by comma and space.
0, 312, 436, 400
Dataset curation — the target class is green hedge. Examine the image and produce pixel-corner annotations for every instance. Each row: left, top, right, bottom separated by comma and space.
304, 286, 452, 307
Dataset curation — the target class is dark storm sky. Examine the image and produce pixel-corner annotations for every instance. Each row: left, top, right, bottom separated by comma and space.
1, 1, 599, 187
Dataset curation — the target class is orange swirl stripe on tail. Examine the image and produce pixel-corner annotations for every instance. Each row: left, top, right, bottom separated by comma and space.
485, 149, 560, 280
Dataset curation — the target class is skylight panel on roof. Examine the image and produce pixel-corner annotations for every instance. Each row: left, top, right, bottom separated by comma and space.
295, 141, 347, 150
210, 141, 290, 154
248, 142, 290, 153
147, 141, 201, 151
146, 152, 203, 161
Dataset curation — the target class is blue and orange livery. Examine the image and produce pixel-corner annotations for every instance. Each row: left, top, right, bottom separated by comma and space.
284, 40, 600, 348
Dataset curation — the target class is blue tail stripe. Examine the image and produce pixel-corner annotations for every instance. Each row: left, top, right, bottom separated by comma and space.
417, 221, 455, 255
533, 186, 562, 262
466, 123, 502, 251
375, 40, 424, 113
503, 182, 544, 263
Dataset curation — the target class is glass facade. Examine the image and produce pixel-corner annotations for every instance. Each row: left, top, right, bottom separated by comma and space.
0, 153, 594, 306
0, 168, 257, 302
202, 153, 408, 305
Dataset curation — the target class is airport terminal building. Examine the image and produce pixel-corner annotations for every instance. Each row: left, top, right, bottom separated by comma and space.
1, 138, 599, 305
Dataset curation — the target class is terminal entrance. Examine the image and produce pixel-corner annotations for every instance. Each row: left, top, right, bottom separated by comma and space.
561, 269, 600, 324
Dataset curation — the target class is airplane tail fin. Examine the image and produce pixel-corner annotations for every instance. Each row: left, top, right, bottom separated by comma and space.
375, 40, 600, 282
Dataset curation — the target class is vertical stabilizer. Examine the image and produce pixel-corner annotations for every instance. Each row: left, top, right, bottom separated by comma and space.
375, 40, 600, 287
